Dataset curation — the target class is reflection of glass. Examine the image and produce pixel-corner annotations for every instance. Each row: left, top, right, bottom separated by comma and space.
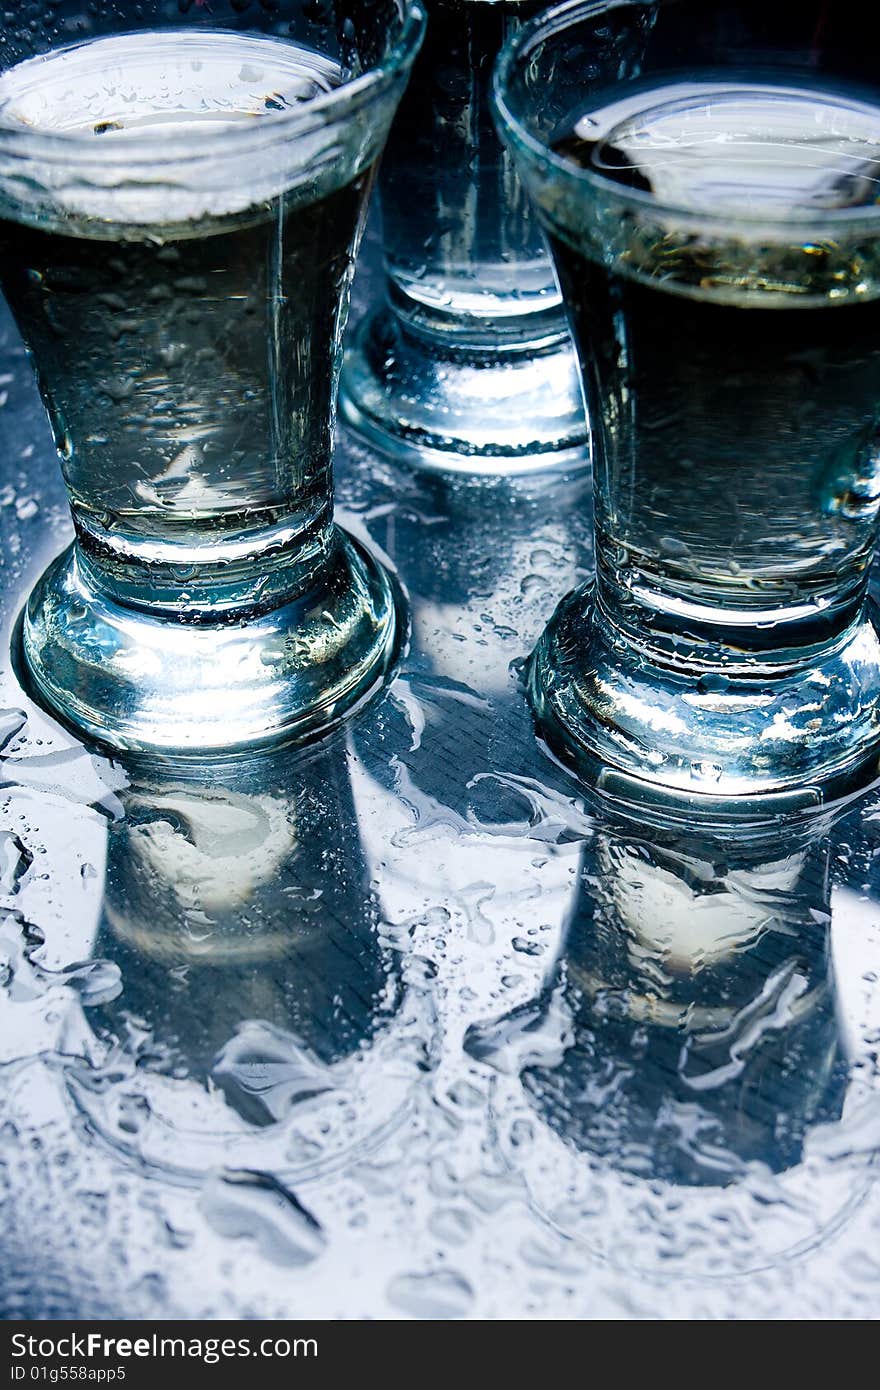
466, 803, 873, 1276
495, 1, 880, 800
63, 745, 432, 1184
0, 1, 425, 754
340, 0, 589, 475
348, 470, 590, 996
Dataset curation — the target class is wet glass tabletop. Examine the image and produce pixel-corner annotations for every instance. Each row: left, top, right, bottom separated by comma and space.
0, 233, 879, 1320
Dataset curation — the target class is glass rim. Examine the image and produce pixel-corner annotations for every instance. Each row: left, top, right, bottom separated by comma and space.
493, 0, 880, 231
0, 2, 427, 167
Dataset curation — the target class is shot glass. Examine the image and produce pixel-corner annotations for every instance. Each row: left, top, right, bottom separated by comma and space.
494, 0, 880, 802
0, 0, 425, 754
339, 0, 589, 475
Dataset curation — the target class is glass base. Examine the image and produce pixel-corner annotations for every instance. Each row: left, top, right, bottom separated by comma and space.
20, 527, 402, 755
528, 587, 880, 809
340, 307, 590, 476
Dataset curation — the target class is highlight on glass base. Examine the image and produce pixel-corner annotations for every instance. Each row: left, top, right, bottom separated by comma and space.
341, 305, 588, 476
527, 589, 880, 807
21, 529, 401, 755
339, 0, 589, 476
0, 1, 425, 755
496, 0, 880, 802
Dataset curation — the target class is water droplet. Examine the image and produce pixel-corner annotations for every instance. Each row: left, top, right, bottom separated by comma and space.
0, 832, 32, 894
386, 1268, 474, 1319
200, 1169, 325, 1267
212, 1021, 337, 1127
